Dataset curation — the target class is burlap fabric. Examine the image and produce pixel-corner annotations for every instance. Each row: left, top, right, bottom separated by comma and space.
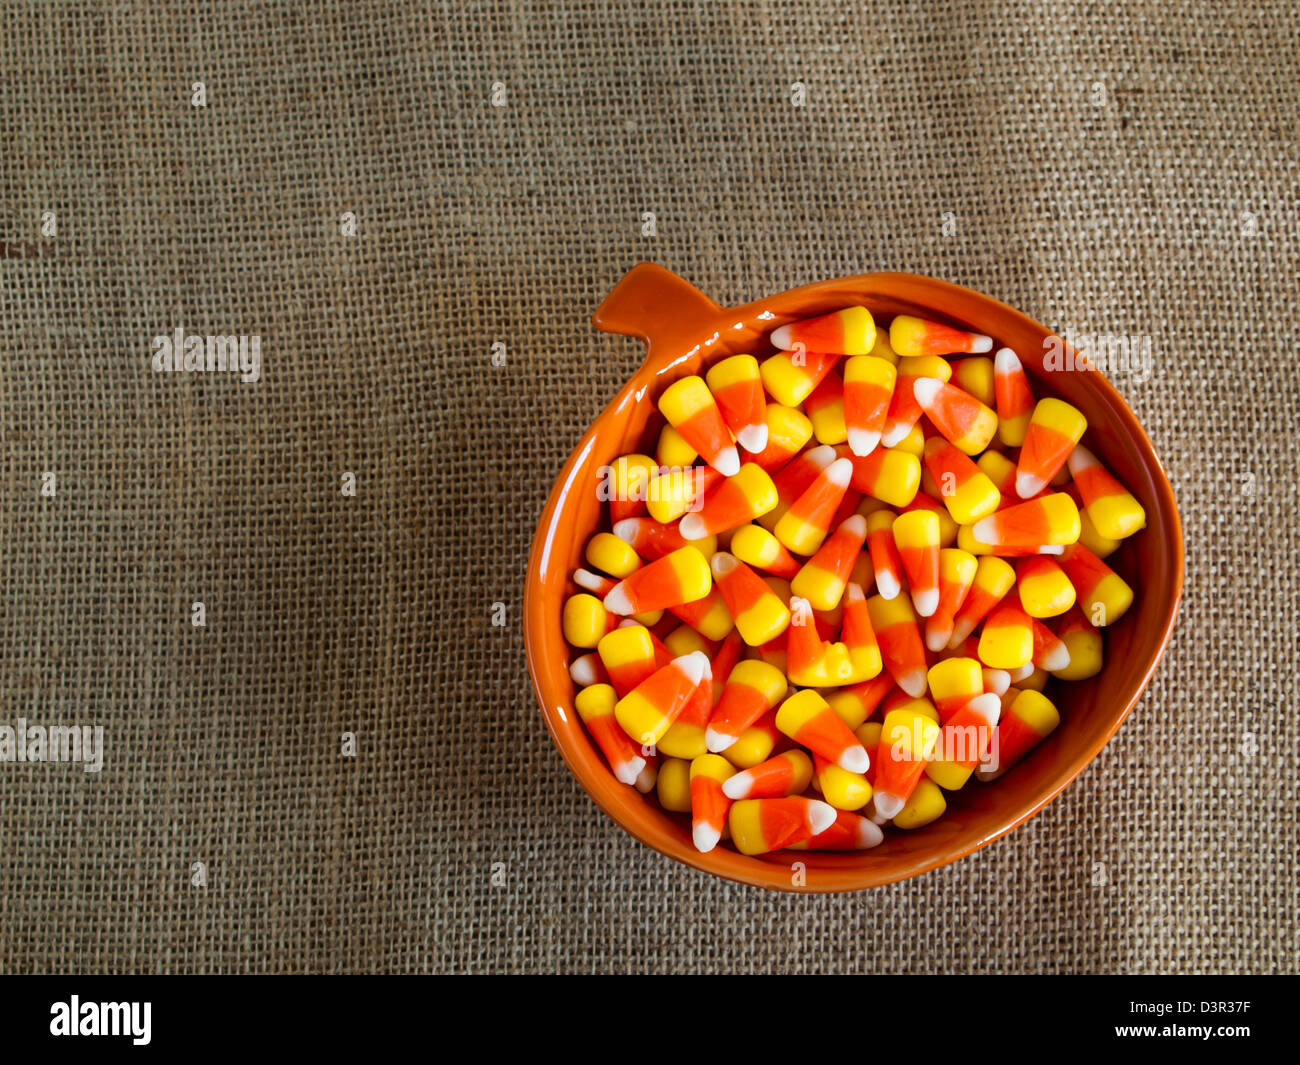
1, 1, 1295, 975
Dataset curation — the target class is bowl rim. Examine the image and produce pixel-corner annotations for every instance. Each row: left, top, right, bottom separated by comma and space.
524, 265, 1184, 892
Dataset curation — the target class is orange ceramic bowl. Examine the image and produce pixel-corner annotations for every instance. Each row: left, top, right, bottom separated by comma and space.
524, 263, 1183, 892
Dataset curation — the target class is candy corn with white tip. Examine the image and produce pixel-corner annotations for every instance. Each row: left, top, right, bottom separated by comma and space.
770, 305, 877, 356
775, 689, 872, 773
760, 348, 839, 408
911, 377, 999, 455
1029, 616, 1071, 672
970, 493, 1080, 551
993, 347, 1035, 447
1050, 606, 1104, 680
813, 753, 874, 811
843, 355, 897, 456
603, 546, 712, 615
791, 513, 868, 611
585, 531, 643, 579
952, 356, 995, 407
678, 463, 777, 540
947, 555, 1017, 648
977, 599, 1034, 670
891, 777, 947, 829
657, 658, 714, 759
1016, 555, 1076, 617
774, 456, 853, 555
864, 510, 904, 600
892, 508, 941, 617
666, 584, 734, 642
976, 689, 1059, 781
689, 754, 735, 852
705, 659, 788, 752
1059, 543, 1134, 626
729, 523, 802, 579
847, 446, 922, 508
889, 315, 992, 358
612, 516, 714, 561
881, 355, 952, 447
826, 673, 896, 731
658, 375, 740, 477
1016, 397, 1087, 498
721, 749, 813, 799
871, 705, 942, 819
926, 691, 1001, 790
788, 809, 884, 850
596, 624, 662, 696
840, 583, 883, 682
705, 354, 768, 454
1066, 444, 1147, 540
923, 437, 1001, 524
926, 656, 985, 723
925, 547, 978, 651
569, 652, 608, 688
645, 464, 722, 524
758, 443, 836, 531
575, 684, 647, 786
710, 552, 791, 646
728, 796, 838, 855
866, 593, 929, 697
606, 453, 656, 524
748, 403, 813, 474
614, 651, 711, 748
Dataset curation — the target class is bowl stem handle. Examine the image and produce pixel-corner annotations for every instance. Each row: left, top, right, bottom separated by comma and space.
592, 263, 723, 355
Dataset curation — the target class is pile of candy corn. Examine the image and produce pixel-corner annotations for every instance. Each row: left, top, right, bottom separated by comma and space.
562, 306, 1145, 855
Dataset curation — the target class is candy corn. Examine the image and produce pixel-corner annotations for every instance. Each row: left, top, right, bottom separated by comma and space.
728, 796, 837, 855
614, 651, 711, 748
705, 354, 768, 454
1067, 445, 1147, 540
926, 548, 978, 651
657, 757, 691, 811
788, 809, 884, 850
658, 375, 740, 476
871, 705, 942, 818
679, 463, 778, 540
760, 347, 840, 408
775, 690, 872, 773
791, 513, 868, 611
864, 509, 904, 600
977, 689, 1059, 781
978, 599, 1034, 670
605, 454, 656, 524
750, 404, 814, 473
646, 464, 722, 524
722, 749, 813, 800
881, 355, 953, 448
1016, 397, 1087, 498
710, 552, 791, 646
993, 348, 1035, 447
970, 493, 1081, 551
866, 593, 929, 697
604, 546, 712, 616
803, 370, 848, 446
926, 656, 985, 723
923, 437, 1000, 525
575, 684, 647, 785
689, 754, 735, 852
729, 523, 802, 579
911, 377, 998, 455
813, 753, 874, 811
613, 516, 714, 561
564, 593, 619, 647
889, 315, 992, 358
774, 456, 853, 555
770, 305, 877, 356
1016, 555, 1076, 618
596, 624, 661, 696
947, 555, 1017, 648
1050, 606, 1104, 680
892, 508, 942, 617
705, 659, 788, 752
843, 355, 897, 456
1059, 543, 1134, 626
657, 425, 697, 468
926, 691, 1001, 790
848, 446, 922, 508
759, 443, 836, 531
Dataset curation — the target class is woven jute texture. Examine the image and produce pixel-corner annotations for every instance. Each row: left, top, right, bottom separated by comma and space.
1, 1, 1296, 974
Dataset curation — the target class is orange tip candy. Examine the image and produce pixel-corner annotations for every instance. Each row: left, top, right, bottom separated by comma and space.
889, 315, 992, 358
994, 347, 1035, 447
1016, 397, 1087, 498
1066, 445, 1147, 540
843, 355, 897, 456
770, 305, 877, 356
722, 748, 814, 800
705, 354, 769, 454
710, 552, 791, 647
775, 689, 872, 774
678, 463, 778, 540
970, 492, 1081, 551
727, 796, 837, 855
604, 546, 712, 616
911, 377, 998, 455
658, 375, 741, 477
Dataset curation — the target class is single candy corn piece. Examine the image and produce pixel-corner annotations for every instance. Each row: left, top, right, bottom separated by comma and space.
563, 593, 619, 647
1059, 543, 1134, 626
585, 531, 642, 579
709, 629, 743, 702
1007, 661, 1036, 684
880, 355, 953, 448
892, 778, 947, 829
977, 689, 1059, 781
574, 571, 662, 627
813, 753, 874, 811
569, 652, 608, 687
912, 377, 999, 455
1075, 496, 1122, 559
760, 347, 840, 408
905, 489, 958, 547
976, 449, 1021, 504
606, 454, 656, 524
688, 754, 735, 852
890, 315, 992, 358
656, 757, 692, 812
827, 673, 896, 731
729, 523, 802, 579
633, 754, 659, 794
748, 406, 812, 476
775, 689, 872, 773
879, 688, 940, 723
864, 510, 905, 600
705, 659, 788, 752
947, 555, 1017, 648
926, 691, 1001, 790
1030, 616, 1071, 672
1016, 555, 1076, 618
982, 666, 1011, 696
662, 622, 716, 657
720, 709, 782, 768
1067, 445, 1147, 540
925, 548, 978, 651
575, 684, 647, 786
596, 624, 661, 696
613, 516, 715, 561
804, 369, 848, 446
840, 583, 883, 682
971, 493, 1080, 551
656, 425, 698, 468
758, 443, 837, 531
957, 523, 1060, 559
871, 706, 942, 819
926, 656, 985, 723
722, 749, 813, 799
658, 376, 740, 477
604, 546, 712, 615
1050, 606, 1104, 680
678, 463, 777, 540
614, 651, 711, 748
788, 809, 884, 850
791, 514, 868, 611
646, 465, 723, 525
891, 422, 926, 457
923, 437, 1001, 525
977, 599, 1035, 670
770, 305, 877, 356
892, 509, 941, 617
866, 593, 928, 697
657, 652, 714, 758
710, 552, 791, 646
951, 356, 996, 408
728, 796, 837, 855
705, 354, 769, 454
1016, 397, 1087, 498
847, 446, 922, 508
667, 584, 735, 642
993, 347, 1035, 447
843, 355, 897, 457
774, 457, 853, 555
